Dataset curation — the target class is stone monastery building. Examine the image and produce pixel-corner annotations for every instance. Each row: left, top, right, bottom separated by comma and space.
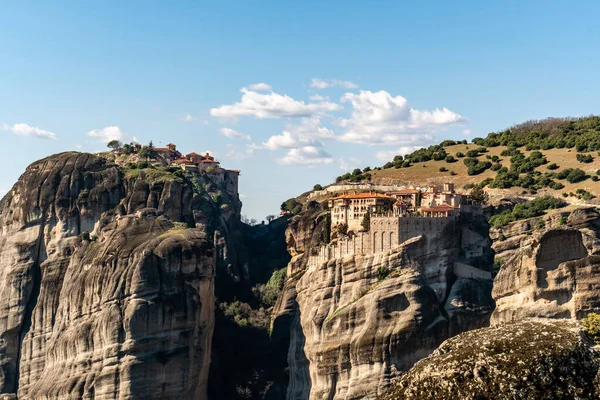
129, 143, 240, 197
310, 182, 469, 267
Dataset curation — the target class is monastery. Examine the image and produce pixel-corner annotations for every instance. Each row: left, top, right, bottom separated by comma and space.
125, 142, 240, 197
310, 183, 470, 267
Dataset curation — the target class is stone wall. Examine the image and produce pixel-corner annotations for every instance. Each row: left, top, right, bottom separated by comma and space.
308, 215, 456, 268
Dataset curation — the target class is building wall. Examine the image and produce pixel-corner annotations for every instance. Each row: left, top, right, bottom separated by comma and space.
308, 214, 456, 267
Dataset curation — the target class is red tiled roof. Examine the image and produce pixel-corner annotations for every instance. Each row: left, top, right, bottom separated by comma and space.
394, 200, 407, 206
201, 159, 219, 163
421, 203, 456, 212
166, 143, 175, 146
186, 152, 201, 157
155, 147, 170, 151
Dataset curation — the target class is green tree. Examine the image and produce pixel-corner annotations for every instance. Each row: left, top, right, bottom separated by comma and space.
582, 313, 600, 344
469, 186, 489, 205
107, 140, 122, 151
313, 184, 323, 191
361, 212, 371, 232
139, 141, 156, 159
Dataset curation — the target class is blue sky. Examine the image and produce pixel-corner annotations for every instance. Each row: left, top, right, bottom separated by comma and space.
1, 1, 599, 219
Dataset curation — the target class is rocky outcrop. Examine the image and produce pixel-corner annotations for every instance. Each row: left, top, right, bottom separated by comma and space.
273, 209, 495, 399
491, 209, 600, 325
378, 318, 600, 400
0, 152, 225, 399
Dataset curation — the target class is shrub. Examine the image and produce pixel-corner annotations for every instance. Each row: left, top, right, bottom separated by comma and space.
313, 184, 323, 191
455, 152, 465, 158
376, 265, 389, 281
566, 168, 588, 183
260, 268, 287, 307
445, 155, 457, 163
582, 313, 600, 344
488, 196, 567, 227
576, 153, 594, 163
547, 163, 559, 170
593, 176, 599, 182
439, 167, 448, 172
535, 219, 546, 230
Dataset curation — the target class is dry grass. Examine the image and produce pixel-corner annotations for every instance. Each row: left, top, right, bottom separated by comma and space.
370, 144, 600, 201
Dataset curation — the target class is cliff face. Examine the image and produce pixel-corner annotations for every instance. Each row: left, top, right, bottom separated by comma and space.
272, 207, 495, 399
378, 318, 600, 400
0, 152, 229, 399
491, 207, 600, 325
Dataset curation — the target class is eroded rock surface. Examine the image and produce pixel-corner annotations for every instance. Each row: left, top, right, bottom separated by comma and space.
273, 209, 495, 399
0, 152, 222, 399
492, 225, 600, 325
378, 318, 600, 400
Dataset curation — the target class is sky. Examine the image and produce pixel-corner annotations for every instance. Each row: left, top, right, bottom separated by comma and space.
1, 1, 599, 219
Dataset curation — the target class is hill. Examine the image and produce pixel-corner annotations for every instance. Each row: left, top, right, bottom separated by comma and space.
334, 116, 600, 204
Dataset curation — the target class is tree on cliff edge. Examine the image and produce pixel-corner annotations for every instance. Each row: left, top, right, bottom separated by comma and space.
470, 186, 489, 205
361, 212, 371, 231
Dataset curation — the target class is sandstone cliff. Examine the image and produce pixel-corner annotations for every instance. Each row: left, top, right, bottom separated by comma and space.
491, 207, 600, 325
0, 152, 233, 399
378, 318, 600, 400
272, 204, 495, 399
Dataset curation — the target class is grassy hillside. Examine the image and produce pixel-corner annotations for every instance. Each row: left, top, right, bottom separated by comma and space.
335, 116, 600, 203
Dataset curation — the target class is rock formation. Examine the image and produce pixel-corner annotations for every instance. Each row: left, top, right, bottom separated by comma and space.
0, 152, 233, 399
272, 205, 495, 399
377, 318, 600, 400
491, 207, 600, 325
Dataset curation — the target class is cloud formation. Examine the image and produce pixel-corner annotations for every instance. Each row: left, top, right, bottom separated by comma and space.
210, 88, 342, 119
246, 82, 272, 91
263, 117, 334, 150
337, 90, 465, 146
310, 78, 359, 90
86, 126, 124, 142
181, 114, 197, 122
2, 123, 58, 140
220, 128, 251, 141
277, 146, 334, 165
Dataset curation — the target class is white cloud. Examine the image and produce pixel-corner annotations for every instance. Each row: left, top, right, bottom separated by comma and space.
463, 129, 472, 136
246, 82, 272, 91
339, 157, 364, 171
210, 88, 342, 119
263, 117, 334, 150
202, 120, 210, 125
375, 146, 424, 162
309, 94, 328, 101
239, 193, 250, 199
310, 78, 359, 90
7, 123, 58, 140
132, 136, 140, 143
0, 123, 8, 131
86, 126, 124, 142
225, 143, 257, 160
220, 128, 251, 141
337, 90, 465, 146
277, 146, 334, 165
181, 114, 197, 122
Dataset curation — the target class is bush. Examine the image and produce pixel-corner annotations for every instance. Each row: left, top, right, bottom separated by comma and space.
376, 265, 389, 281
535, 219, 546, 230
566, 168, 588, 183
260, 268, 287, 307
281, 198, 302, 214
547, 163, 559, 170
488, 196, 567, 227
576, 153, 594, 163
313, 184, 323, 191
455, 152, 465, 158
439, 167, 448, 172
582, 313, 600, 344
445, 155, 457, 163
